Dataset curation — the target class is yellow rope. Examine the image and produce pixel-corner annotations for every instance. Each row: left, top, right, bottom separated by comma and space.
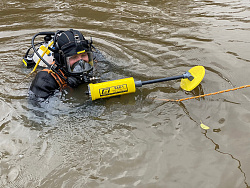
157, 85, 250, 102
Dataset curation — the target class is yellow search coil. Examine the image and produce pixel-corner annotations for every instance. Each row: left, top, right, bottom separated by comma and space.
88, 77, 136, 101
180, 66, 205, 91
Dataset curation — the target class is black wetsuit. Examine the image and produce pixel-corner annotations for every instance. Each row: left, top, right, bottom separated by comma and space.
30, 71, 61, 99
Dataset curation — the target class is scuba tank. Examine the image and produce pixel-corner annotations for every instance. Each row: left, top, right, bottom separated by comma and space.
22, 33, 54, 69
32, 39, 54, 67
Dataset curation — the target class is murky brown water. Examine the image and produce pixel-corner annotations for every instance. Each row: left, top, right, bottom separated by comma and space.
1, 0, 250, 187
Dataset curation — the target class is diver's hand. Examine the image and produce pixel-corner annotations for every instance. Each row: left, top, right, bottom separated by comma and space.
83, 75, 91, 83
67, 77, 81, 88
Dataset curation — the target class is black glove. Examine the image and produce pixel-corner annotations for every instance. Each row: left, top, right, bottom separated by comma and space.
83, 75, 91, 83
67, 76, 81, 88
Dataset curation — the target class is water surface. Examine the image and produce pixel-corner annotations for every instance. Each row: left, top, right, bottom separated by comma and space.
0, 0, 250, 187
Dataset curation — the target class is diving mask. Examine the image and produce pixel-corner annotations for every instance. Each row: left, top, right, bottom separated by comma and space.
71, 59, 92, 73
66, 52, 93, 74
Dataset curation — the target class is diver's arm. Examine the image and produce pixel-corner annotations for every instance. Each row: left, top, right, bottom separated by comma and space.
29, 71, 59, 99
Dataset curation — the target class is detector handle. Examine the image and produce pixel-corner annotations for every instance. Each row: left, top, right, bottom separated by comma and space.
134, 71, 194, 87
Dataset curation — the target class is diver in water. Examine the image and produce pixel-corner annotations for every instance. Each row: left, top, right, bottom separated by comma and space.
24, 29, 99, 99
24, 29, 203, 102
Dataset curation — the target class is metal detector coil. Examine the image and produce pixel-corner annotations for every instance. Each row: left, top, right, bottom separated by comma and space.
180, 66, 205, 91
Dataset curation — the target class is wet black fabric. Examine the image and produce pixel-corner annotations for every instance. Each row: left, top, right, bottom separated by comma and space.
30, 71, 59, 99
57, 30, 90, 57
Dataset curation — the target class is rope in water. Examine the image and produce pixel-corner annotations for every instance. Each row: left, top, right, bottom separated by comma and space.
157, 85, 250, 102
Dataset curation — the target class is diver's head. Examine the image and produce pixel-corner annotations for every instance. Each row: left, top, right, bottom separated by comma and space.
54, 29, 93, 76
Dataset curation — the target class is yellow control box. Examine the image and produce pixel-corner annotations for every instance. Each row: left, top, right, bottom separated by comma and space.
88, 77, 136, 101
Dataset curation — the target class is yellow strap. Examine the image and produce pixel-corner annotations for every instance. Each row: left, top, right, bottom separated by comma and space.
22, 59, 27, 66
77, 50, 85, 54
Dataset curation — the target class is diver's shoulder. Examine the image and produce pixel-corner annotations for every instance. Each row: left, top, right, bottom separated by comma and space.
29, 70, 59, 99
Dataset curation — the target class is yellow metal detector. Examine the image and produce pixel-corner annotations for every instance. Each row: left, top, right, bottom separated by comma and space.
88, 66, 205, 101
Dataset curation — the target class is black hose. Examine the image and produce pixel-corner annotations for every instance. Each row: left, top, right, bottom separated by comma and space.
141, 75, 184, 85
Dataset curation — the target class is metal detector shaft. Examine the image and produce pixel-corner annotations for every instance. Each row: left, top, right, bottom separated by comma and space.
134, 72, 193, 87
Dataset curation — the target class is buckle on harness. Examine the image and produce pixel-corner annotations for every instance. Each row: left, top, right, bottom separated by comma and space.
49, 63, 57, 74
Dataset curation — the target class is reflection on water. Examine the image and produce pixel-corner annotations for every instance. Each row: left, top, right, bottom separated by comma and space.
1, 0, 250, 187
